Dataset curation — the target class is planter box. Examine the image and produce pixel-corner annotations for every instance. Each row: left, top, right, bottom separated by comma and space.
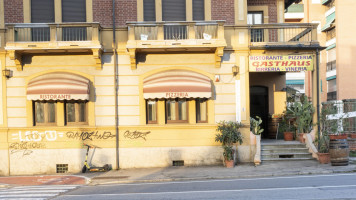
284, 132, 293, 141
329, 134, 348, 140
317, 153, 330, 164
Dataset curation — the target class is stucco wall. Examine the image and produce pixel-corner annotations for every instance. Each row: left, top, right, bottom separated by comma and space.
336, 0, 356, 100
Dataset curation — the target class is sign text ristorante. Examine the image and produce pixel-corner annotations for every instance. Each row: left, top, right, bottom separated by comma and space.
39, 94, 71, 100
249, 55, 313, 72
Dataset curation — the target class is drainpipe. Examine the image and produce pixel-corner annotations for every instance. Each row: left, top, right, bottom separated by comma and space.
316, 49, 321, 151
113, 0, 119, 170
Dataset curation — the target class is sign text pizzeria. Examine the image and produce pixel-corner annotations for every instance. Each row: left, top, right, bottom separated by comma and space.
249, 55, 313, 72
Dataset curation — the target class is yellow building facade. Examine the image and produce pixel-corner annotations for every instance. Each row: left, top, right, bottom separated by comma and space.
0, 0, 321, 175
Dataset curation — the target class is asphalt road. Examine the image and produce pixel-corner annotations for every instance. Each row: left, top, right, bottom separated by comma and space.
54, 173, 356, 200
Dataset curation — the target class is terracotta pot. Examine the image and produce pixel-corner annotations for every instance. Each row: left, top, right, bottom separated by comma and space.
225, 160, 234, 168
284, 132, 294, 141
298, 133, 305, 143
318, 153, 330, 164
329, 134, 348, 140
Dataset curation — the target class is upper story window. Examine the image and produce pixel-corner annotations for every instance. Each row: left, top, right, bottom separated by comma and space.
144, 0, 156, 21
62, 0, 86, 22
325, 0, 335, 9
31, 0, 55, 23
248, 12, 264, 42
247, 12, 263, 25
162, 0, 186, 21
62, 0, 87, 41
327, 60, 336, 71
193, 0, 205, 21
326, 28, 336, 41
31, 0, 54, 41
143, 0, 205, 22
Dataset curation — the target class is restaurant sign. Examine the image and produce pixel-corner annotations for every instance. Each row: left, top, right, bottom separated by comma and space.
249, 55, 313, 72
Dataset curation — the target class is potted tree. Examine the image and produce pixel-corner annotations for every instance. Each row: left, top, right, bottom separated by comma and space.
279, 117, 295, 141
215, 121, 243, 168
287, 95, 314, 143
250, 116, 263, 166
316, 134, 330, 164
320, 103, 349, 166
315, 106, 335, 164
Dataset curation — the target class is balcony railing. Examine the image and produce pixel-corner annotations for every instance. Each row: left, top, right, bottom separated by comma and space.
127, 21, 225, 43
249, 23, 318, 47
5, 23, 103, 70
6, 23, 100, 44
126, 21, 226, 69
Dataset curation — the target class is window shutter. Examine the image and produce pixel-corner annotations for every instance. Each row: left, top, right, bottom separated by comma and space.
62, 0, 86, 22
31, 0, 54, 23
193, 0, 204, 21
144, 0, 156, 21
162, 0, 186, 21
327, 48, 336, 62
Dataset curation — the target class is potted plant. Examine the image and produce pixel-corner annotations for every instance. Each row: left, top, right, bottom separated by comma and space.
316, 134, 330, 164
320, 102, 349, 166
215, 121, 243, 168
287, 95, 314, 143
250, 116, 263, 166
250, 116, 264, 136
316, 106, 333, 164
279, 116, 295, 141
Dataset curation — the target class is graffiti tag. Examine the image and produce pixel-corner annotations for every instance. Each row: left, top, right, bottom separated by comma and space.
12, 131, 64, 142
66, 131, 115, 141
123, 130, 151, 141
9, 142, 46, 156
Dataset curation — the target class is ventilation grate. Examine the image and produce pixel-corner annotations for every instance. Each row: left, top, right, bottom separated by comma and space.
173, 160, 184, 166
56, 164, 68, 173
279, 155, 294, 158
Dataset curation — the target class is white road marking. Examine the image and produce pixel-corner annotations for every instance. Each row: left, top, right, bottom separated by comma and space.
64, 184, 356, 197
0, 185, 78, 199
0, 189, 68, 194
98, 173, 356, 186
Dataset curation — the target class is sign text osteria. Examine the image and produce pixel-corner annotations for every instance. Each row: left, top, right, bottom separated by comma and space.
249, 55, 313, 72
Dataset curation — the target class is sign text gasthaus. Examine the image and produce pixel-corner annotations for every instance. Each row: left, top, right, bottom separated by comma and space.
249, 55, 313, 72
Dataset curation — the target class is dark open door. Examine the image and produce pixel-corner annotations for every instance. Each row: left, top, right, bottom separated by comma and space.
250, 86, 269, 138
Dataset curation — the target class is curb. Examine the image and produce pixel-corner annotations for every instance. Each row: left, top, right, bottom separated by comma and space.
88, 169, 355, 186
0, 184, 9, 188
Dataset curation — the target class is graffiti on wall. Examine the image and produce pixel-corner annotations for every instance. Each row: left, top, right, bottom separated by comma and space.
12, 131, 64, 142
66, 131, 115, 141
11, 130, 115, 142
124, 130, 151, 141
9, 142, 46, 156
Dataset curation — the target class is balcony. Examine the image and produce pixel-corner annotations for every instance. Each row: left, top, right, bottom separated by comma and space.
126, 21, 227, 69
5, 23, 102, 70
249, 23, 319, 49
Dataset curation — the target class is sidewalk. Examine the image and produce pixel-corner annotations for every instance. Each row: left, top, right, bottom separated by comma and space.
0, 175, 89, 188
1, 159, 355, 187
88, 159, 356, 185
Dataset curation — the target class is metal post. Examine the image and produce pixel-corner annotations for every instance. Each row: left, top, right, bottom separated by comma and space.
316, 49, 321, 151
113, 0, 119, 170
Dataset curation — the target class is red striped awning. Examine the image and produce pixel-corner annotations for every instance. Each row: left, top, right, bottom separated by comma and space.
143, 70, 212, 99
27, 72, 90, 101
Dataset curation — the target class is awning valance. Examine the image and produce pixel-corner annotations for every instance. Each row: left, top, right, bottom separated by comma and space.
27, 72, 90, 100
143, 70, 212, 99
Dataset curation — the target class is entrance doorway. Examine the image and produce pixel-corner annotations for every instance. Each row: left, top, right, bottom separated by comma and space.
250, 86, 269, 138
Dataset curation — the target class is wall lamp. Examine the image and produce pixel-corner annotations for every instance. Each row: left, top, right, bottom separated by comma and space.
232, 65, 239, 76
2, 69, 12, 79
